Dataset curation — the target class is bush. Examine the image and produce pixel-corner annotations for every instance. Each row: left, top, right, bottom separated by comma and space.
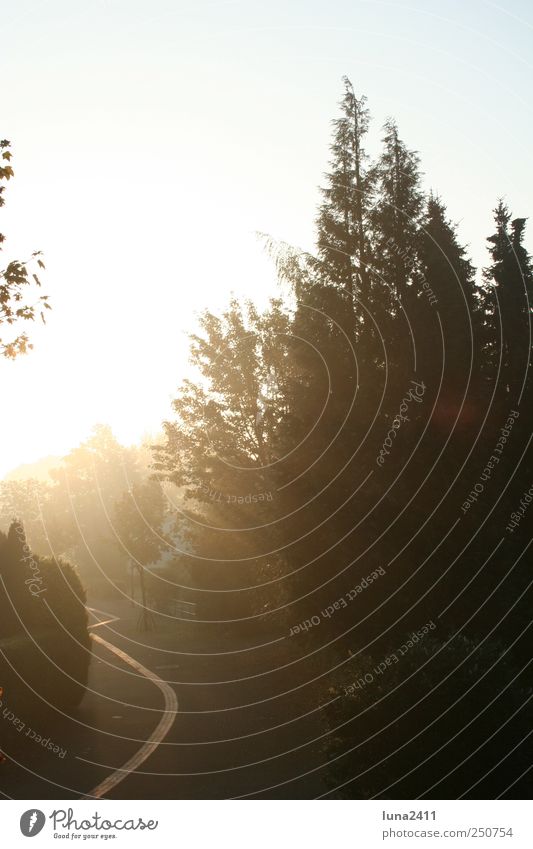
321, 632, 532, 799
0, 522, 91, 711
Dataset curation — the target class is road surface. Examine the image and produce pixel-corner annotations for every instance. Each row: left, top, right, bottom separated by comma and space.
0, 598, 329, 799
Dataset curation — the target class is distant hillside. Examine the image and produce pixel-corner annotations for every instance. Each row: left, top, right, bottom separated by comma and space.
4, 456, 62, 483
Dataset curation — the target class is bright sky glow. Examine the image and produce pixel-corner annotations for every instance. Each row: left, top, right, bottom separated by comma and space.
1, 0, 532, 477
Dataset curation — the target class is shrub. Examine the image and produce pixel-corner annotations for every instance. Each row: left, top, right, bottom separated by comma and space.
321, 632, 532, 798
0, 522, 91, 711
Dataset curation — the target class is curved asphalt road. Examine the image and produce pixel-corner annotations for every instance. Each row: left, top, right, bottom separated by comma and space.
0, 598, 328, 799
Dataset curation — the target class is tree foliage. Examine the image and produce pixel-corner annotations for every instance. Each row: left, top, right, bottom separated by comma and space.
0, 140, 50, 357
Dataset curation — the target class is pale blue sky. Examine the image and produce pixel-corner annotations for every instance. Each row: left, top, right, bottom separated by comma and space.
1, 0, 532, 476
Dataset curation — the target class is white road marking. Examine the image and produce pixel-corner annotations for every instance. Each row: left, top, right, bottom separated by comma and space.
88, 617, 118, 629
82, 632, 178, 799
87, 607, 119, 630
87, 606, 119, 618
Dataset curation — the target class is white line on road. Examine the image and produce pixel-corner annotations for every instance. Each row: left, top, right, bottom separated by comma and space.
88, 617, 119, 629
82, 633, 178, 799
87, 606, 119, 617
87, 607, 119, 630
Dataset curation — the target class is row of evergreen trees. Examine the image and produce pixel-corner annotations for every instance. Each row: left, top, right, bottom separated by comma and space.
151, 78, 532, 796
153, 77, 532, 631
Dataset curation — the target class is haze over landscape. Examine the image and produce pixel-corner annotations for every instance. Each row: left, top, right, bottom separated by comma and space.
1, 0, 532, 809
1, 0, 532, 477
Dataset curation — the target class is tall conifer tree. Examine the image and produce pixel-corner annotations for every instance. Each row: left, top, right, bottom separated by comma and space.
483, 201, 533, 400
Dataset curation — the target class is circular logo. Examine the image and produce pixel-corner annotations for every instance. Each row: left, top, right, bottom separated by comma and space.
20, 810, 46, 837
